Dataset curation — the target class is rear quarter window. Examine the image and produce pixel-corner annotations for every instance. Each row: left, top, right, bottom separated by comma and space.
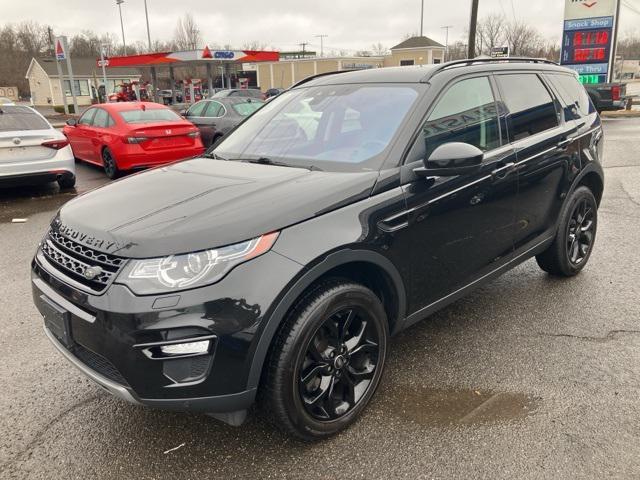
547, 73, 593, 118
0, 106, 50, 131
495, 73, 559, 142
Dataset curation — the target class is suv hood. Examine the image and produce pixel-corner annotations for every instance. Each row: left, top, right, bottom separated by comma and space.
54, 157, 378, 258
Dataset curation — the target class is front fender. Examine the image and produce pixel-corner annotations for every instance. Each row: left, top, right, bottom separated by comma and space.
245, 248, 407, 390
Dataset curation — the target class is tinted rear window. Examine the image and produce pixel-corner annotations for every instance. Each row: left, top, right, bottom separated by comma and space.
496, 74, 559, 141
0, 106, 50, 132
119, 108, 181, 124
548, 73, 593, 118
232, 101, 264, 116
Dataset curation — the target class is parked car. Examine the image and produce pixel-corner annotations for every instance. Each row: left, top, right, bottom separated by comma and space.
63, 102, 204, 179
181, 97, 265, 147
212, 88, 264, 100
32, 59, 604, 440
158, 89, 184, 105
0, 104, 75, 189
0, 97, 15, 106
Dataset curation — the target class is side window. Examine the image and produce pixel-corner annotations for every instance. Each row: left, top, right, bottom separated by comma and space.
547, 73, 592, 119
496, 74, 559, 142
78, 109, 96, 126
412, 76, 501, 161
92, 108, 109, 128
187, 101, 208, 117
106, 114, 115, 127
205, 101, 224, 117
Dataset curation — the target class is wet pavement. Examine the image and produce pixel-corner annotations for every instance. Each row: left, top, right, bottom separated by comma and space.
1, 119, 640, 479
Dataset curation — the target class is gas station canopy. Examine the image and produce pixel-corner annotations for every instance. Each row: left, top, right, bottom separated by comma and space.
97, 47, 279, 68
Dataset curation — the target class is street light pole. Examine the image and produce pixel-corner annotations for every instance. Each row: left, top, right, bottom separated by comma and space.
116, 0, 126, 54
143, 0, 152, 51
442, 25, 453, 62
420, 0, 424, 36
468, 0, 479, 59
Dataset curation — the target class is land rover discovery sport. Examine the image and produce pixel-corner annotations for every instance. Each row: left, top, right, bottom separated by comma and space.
32, 59, 604, 440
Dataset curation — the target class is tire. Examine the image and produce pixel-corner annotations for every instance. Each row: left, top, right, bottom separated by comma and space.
102, 148, 121, 180
536, 186, 598, 277
260, 279, 389, 441
57, 174, 76, 190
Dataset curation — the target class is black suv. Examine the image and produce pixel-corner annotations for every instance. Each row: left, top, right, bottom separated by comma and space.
32, 59, 604, 440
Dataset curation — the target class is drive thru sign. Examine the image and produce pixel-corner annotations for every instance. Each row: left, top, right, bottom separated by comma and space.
55, 39, 65, 60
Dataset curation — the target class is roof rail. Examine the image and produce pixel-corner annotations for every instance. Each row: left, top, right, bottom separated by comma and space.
289, 70, 353, 89
421, 57, 559, 82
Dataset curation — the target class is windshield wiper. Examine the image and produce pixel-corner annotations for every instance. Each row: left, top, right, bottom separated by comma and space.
238, 157, 322, 171
203, 151, 227, 160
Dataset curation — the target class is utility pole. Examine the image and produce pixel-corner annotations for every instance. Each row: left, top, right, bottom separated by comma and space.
314, 34, 328, 57
116, 0, 126, 54
468, 0, 479, 59
143, 0, 152, 51
442, 25, 453, 62
420, 0, 425, 36
299, 42, 308, 58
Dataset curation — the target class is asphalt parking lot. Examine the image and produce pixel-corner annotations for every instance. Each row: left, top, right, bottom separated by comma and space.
1, 118, 639, 479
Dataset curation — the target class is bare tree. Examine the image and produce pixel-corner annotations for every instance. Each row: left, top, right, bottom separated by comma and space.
371, 42, 389, 56
174, 13, 201, 51
242, 40, 267, 51
477, 13, 507, 56
505, 21, 541, 57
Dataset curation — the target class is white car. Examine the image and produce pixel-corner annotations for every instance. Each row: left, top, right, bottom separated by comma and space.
0, 105, 75, 189
0, 97, 15, 106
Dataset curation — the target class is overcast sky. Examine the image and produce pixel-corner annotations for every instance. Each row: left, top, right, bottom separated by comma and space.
2, 0, 640, 53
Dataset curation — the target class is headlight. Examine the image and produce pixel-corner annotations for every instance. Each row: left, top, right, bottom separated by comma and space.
117, 232, 279, 294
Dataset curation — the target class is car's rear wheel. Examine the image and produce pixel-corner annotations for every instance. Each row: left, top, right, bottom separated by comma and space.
261, 279, 388, 441
57, 173, 76, 190
102, 148, 121, 179
536, 186, 598, 276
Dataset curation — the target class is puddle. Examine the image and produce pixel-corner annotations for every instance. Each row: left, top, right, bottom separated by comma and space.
380, 385, 539, 426
0, 191, 75, 223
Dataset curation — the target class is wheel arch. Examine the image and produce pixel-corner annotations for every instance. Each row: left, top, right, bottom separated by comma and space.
246, 249, 407, 390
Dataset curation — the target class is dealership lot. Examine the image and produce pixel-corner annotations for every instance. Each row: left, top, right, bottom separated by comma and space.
0, 117, 639, 478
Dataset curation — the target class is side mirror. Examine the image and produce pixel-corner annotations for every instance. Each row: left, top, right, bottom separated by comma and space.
415, 142, 483, 177
179, 110, 188, 117
66, 118, 77, 127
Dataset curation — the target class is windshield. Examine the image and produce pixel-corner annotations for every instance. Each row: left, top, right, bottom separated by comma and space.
119, 108, 182, 124
0, 106, 50, 132
214, 84, 421, 172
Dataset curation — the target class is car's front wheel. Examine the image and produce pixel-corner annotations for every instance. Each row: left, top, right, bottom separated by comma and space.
261, 280, 388, 441
536, 186, 598, 276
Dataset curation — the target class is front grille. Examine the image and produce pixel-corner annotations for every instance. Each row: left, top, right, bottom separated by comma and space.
73, 344, 129, 386
39, 229, 125, 293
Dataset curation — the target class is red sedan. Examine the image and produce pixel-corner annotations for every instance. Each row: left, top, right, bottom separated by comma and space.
63, 102, 205, 179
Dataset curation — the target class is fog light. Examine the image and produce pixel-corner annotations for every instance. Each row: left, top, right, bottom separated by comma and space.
160, 340, 210, 356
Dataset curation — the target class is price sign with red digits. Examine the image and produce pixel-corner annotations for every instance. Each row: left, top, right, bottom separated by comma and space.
562, 27, 612, 65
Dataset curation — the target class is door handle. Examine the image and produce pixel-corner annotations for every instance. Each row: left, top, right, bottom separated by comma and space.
491, 162, 515, 180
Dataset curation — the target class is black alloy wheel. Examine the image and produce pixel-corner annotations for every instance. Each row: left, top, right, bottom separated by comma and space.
536, 186, 598, 276
298, 306, 380, 421
566, 197, 595, 266
102, 148, 120, 180
261, 280, 388, 441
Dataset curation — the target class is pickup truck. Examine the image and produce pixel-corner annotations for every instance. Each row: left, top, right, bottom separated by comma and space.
585, 82, 627, 113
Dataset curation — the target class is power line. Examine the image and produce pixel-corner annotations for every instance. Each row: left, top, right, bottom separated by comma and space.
622, 0, 640, 16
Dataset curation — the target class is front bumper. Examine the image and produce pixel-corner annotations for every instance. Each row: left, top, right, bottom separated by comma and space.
32, 248, 302, 414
